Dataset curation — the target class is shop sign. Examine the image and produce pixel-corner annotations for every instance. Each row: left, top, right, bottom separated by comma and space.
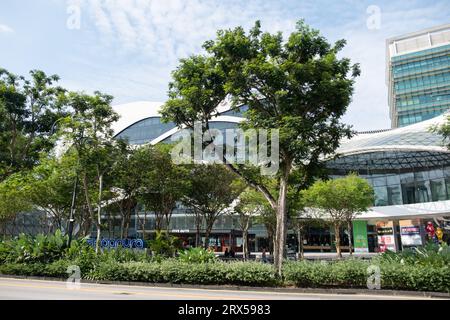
87, 238, 144, 249
353, 220, 369, 253
399, 219, 422, 246
171, 229, 190, 233
376, 221, 396, 252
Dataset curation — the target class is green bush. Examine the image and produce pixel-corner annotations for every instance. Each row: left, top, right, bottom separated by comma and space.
283, 259, 450, 292
0, 230, 67, 264
283, 260, 368, 288
86, 260, 279, 287
1, 231, 449, 292
374, 243, 450, 267
380, 263, 450, 292
178, 247, 217, 264
148, 231, 181, 258
0, 260, 70, 278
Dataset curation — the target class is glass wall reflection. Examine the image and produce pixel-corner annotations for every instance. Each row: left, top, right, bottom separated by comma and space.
332, 166, 450, 207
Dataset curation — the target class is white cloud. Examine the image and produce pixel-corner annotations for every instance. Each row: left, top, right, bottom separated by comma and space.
62, 0, 450, 131
0, 24, 13, 34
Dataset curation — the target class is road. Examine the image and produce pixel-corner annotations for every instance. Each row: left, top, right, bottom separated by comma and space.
0, 277, 438, 300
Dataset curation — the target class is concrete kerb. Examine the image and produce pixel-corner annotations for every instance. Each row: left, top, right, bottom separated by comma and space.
0, 274, 449, 299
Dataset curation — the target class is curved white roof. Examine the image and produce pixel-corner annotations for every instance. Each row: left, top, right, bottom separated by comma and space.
112, 101, 164, 135
112, 101, 450, 156
336, 112, 450, 156
111, 100, 243, 140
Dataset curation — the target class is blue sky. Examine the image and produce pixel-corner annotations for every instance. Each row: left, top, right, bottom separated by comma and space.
0, 0, 449, 130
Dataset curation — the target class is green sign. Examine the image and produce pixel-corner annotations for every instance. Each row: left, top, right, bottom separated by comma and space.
353, 220, 369, 253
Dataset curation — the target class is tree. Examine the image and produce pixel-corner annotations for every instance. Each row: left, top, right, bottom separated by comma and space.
22, 152, 77, 230
0, 173, 32, 235
59, 91, 119, 253
109, 140, 144, 238
139, 144, 190, 236
0, 68, 67, 181
232, 188, 262, 260
183, 164, 244, 249
336, 174, 374, 255
254, 204, 276, 255
432, 115, 450, 150
302, 174, 374, 258
161, 21, 359, 273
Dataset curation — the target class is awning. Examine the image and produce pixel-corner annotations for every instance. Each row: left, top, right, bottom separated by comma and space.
355, 200, 450, 220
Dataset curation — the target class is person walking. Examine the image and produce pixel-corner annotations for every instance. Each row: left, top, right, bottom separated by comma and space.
261, 248, 267, 263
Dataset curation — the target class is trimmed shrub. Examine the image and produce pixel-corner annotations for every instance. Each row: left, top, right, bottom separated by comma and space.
0, 260, 70, 278
283, 260, 367, 288
283, 260, 450, 292
380, 263, 450, 292
86, 260, 279, 287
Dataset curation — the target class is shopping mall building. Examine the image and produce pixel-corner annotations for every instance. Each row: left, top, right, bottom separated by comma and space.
109, 100, 450, 253
4, 25, 448, 254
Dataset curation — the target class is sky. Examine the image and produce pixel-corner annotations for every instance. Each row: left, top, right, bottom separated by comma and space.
0, 0, 449, 131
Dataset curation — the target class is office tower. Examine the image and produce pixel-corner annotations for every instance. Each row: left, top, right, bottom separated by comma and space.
386, 24, 450, 128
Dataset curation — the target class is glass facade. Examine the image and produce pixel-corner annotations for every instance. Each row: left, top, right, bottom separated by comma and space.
218, 105, 249, 117
115, 117, 177, 145
328, 155, 450, 207
390, 44, 450, 127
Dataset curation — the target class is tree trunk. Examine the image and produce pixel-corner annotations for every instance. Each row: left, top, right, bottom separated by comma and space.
243, 228, 248, 261
95, 174, 103, 254
334, 223, 342, 259
194, 209, 201, 247
347, 220, 353, 256
297, 227, 304, 260
82, 173, 97, 248
204, 220, 214, 250
141, 212, 147, 240
120, 212, 125, 239
274, 168, 289, 275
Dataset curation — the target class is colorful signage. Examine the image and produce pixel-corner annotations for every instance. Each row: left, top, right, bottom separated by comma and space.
376, 221, 397, 252
399, 219, 422, 247
353, 220, 369, 253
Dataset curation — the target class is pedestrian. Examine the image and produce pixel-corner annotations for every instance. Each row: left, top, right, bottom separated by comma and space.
224, 248, 229, 258
261, 248, 267, 263
230, 248, 235, 258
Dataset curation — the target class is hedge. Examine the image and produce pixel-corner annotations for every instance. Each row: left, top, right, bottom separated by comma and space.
283, 260, 450, 292
86, 260, 280, 287
1, 259, 449, 292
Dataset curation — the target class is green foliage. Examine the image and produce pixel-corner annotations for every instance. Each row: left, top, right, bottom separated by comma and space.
283, 260, 368, 288
302, 174, 375, 219
87, 260, 280, 287
99, 247, 151, 263
0, 173, 32, 222
183, 164, 244, 248
148, 231, 181, 258
138, 144, 190, 233
283, 259, 450, 292
161, 20, 361, 271
178, 247, 217, 264
431, 114, 450, 150
0, 230, 67, 264
1, 239, 449, 292
64, 239, 98, 274
374, 242, 450, 267
0, 68, 68, 181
